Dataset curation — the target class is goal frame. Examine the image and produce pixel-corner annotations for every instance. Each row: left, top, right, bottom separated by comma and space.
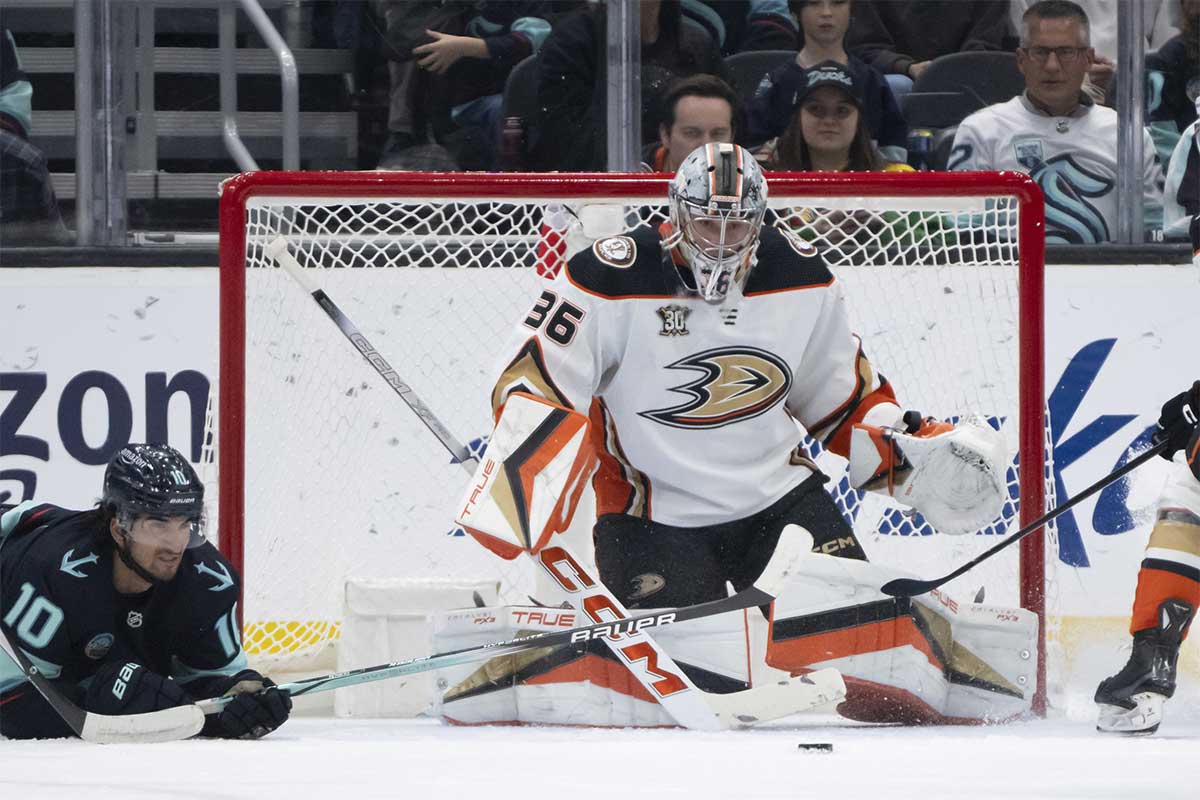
217, 170, 1047, 713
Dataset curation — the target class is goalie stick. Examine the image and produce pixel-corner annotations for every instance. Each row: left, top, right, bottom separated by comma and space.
881, 439, 1170, 598
195, 525, 844, 727
267, 236, 844, 730
0, 622, 205, 744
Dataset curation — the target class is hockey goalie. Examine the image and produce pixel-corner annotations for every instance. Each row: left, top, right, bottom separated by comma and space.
441, 144, 1037, 729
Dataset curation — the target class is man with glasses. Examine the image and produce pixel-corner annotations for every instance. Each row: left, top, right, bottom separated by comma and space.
947, 0, 1163, 244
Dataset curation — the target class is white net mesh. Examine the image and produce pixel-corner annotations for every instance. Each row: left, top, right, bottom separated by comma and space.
208, 176, 1051, 692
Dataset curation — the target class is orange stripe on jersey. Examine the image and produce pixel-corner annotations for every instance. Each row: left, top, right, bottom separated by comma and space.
741, 276, 835, 297
589, 399, 651, 518
1130, 566, 1200, 636
808, 343, 899, 458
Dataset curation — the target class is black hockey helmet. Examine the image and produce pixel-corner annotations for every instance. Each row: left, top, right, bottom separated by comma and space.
102, 443, 206, 547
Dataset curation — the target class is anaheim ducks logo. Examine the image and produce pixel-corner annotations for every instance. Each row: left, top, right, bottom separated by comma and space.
639, 347, 792, 429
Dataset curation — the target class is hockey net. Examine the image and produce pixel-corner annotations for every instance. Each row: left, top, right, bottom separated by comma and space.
209, 171, 1053, 711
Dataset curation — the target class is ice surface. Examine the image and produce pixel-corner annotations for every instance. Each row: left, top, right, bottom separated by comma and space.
2, 712, 1197, 800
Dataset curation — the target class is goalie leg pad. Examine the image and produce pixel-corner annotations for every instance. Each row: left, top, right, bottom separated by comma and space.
767, 554, 1037, 723
432, 605, 756, 727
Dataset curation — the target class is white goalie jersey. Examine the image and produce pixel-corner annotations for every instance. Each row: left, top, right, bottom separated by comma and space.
490, 223, 905, 529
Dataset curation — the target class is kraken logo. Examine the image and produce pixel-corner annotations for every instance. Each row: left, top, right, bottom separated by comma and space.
1025, 153, 1113, 244
639, 347, 792, 429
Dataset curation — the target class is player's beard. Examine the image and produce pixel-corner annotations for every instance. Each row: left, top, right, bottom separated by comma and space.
142, 547, 185, 581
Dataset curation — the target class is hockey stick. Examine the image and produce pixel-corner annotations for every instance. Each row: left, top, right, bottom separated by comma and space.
268, 236, 844, 729
194, 524, 844, 727
0, 624, 205, 743
264, 236, 473, 463
880, 438, 1170, 598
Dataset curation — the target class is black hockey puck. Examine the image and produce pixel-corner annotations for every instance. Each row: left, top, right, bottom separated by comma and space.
797, 743, 833, 753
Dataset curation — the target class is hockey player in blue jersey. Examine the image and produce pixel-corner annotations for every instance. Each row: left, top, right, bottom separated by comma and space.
0, 443, 291, 740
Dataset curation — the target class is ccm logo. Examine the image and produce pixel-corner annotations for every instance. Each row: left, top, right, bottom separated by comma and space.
512, 610, 575, 627
111, 662, 139, 700
459, 459, 496, 518
569, 612, 677, 643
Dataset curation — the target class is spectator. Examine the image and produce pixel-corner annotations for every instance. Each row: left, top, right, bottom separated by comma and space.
1147, 0, 1199, 165
746, 0, 906, 162
766, 61, 910, 171
0, 27, 66, 243
949, 0, 1164, 244
378, 1, 551, 170
530, 0, 724, 171
643, 74, 739, 171
846, 0, 1009, 98
767, 62, 922, 255
1010, 0, 1180, 102
1162, 99, 1199, 238
682, 0, 798, 54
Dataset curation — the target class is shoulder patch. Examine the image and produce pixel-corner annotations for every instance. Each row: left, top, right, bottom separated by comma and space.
593, 235, 637, 268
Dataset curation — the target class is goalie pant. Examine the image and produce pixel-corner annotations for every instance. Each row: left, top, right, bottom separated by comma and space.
0, 502, 249, 739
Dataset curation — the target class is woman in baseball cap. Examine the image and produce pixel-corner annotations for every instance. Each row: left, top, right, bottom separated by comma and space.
769, 61, 911, 172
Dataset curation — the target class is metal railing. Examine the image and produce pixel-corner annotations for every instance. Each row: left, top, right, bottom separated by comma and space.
219, 0, 299, 172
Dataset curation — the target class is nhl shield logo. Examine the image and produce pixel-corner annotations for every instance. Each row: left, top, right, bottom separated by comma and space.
593, 235, 636, 268
657, 304, 691, 336
126, 611, 144, 629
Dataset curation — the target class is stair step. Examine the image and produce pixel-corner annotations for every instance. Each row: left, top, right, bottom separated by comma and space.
50, 171, 233, 201
20, 46, 353, 75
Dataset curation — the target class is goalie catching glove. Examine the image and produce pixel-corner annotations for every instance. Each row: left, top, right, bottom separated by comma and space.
848, 411, 1007, 535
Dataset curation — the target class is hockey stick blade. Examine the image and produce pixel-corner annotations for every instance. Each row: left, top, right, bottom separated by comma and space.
198, 525, 814, 715
880, 440, 1169, 597
0, 624, 204, 743
709, 668, 845, 728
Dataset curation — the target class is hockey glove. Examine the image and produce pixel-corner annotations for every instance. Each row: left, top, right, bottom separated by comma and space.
200, 670, 292, 740
848, 414, 1007, 535
85, 661, 191, 715
1155, 381, 1200, 461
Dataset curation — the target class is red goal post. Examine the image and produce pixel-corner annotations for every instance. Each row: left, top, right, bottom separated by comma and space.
214, 170, 1048, 712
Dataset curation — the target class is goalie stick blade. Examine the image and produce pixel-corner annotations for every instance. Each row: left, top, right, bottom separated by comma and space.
709, 668, 846, 729
79, 705, 206, 745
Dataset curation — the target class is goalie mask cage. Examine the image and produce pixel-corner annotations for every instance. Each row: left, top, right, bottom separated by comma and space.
212, 171, 1052, 714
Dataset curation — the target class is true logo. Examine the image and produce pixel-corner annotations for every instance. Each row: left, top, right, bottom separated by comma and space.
657, 305, 691, 336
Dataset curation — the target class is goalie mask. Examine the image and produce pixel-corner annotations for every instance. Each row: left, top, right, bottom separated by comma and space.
664, 143, 768, 303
